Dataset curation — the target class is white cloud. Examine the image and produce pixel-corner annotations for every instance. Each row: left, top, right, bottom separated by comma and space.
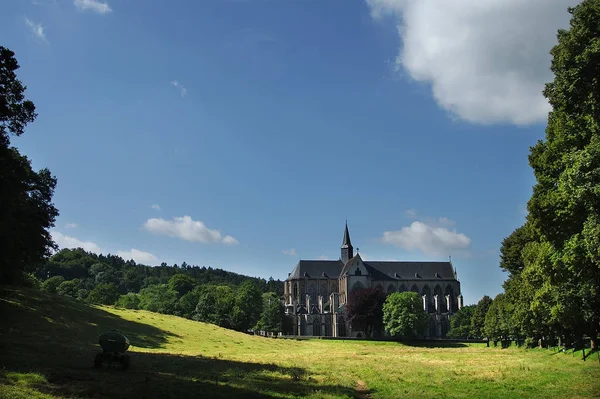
52, 231, 101, 253
170, 80, 187, 97
404, 209, 418, 218
366, 0, 574, 125
116, 248, 157, 264
283, 248, 297, 256
74, 0, 112, 14
143, 216, 238, 245
65, 223, 78, 229
151, 204, 161, 211
382, 220, 471, 256
25, 17, 47, 41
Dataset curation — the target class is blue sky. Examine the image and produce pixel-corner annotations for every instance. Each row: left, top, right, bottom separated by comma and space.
2, 0, 577, 305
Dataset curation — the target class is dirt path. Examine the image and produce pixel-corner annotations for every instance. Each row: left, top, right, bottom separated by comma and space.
355, 380, 372, 399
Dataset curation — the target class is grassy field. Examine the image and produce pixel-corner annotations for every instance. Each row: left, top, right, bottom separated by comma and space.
1, 286, 599, 399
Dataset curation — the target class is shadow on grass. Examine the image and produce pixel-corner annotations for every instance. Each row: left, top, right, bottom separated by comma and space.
0, 286, 354, 398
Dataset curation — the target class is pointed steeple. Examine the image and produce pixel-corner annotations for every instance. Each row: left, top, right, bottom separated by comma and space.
341, 221, 354, 264
342, 221, 352, 248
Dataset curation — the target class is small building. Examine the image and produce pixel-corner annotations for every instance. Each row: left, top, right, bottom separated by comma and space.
283, 223, 463, 338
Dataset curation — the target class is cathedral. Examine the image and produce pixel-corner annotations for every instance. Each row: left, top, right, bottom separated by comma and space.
283, 223, 463, 338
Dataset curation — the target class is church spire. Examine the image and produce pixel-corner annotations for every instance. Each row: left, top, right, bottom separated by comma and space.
341, 221, 354, 264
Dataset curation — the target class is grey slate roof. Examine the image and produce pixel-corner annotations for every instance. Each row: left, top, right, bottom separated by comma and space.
288, 258, 456, 281
364, 261, 455, 280
287, 260, 344, 280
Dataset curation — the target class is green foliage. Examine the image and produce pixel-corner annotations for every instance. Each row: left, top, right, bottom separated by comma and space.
231, 280, 263, 332
116, 292, 141, 309
517, 0, 600, 349
484, 293, 512, 344
0, 47, 58, 284
40, 276, 65, 294
382, 292, 428, 337
470, 295, 493, 338
87, 283, 120, 305
168, 274, 196, 297
255, 292, 285, 334
193, 285, 235, 328
138, 284, 178, 314
176, 287, 203, 319
499, 224, 536, 276
21, 273, 41, 289
56, 278, 82, 299
447, 305, 475, 339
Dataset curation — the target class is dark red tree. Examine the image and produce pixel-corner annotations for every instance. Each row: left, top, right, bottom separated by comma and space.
346, 287, 387, 338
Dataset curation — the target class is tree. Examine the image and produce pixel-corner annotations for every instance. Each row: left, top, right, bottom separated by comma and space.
138, 284, 178, 314
57, 278, 82, 299
382, 292, 428, 338
176, 286, 203, 319
525, 0, 600, 350
484, 293, 512, 346
41, 276, 65, 294
87, 283, 120, 305
447, 305, 475, 339
346, 287, 387, 338
193, 285, 235, 328
0, 46, 59, 284
231, 280, 263, 332
470, 296, 493, 339
499, 224, 536, 276
168, 274, 196, 297
255, 292, 285, 334
116, 293, 141, 309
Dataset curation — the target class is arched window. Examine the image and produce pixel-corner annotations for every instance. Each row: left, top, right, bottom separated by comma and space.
313, 316, 321, 336
375, 283, 384, 291
293, 283, 298, 299
355, 267, 362, 276
399, 284, 408, 292
411, 284, 419, 293
387, 284, 395, 294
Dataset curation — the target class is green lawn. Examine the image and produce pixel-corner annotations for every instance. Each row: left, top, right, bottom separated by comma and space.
1, 286, 598, 398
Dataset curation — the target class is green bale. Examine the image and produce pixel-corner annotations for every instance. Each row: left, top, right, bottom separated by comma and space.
99, 330, 130, 353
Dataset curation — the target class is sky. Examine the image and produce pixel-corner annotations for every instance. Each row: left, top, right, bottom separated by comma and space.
2, 0, 579, 305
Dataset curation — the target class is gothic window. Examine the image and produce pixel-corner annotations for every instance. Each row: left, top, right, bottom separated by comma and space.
411, 284, 419, 293
293, 283, 298, 299
319, 283, 328, 297
331, 282, 338, 293
375, 283, 383, 291
307, 284, 317, 302
399, 284, 408, 292
355, 267, 362, 276
387, 284, 395, 294
313, 316, 321, 336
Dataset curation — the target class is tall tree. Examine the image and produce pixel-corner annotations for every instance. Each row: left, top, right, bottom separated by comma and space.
525, 0, 600, 349
0, 46, 58, 284
255, 292, 285, 335
382, 292, 428, 338
346, 287, 387, 338
470, 296, 493, 339
447, 305, 475, 339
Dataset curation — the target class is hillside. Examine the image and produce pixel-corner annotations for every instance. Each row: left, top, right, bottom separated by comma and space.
1, 286, 599, 399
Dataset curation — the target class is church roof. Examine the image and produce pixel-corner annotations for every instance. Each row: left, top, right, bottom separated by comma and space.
288, 258, 456, 281
287, 260, 344, 280
364, 261, 455, 280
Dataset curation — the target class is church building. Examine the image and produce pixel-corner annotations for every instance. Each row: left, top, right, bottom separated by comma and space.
283, 223, 463, 338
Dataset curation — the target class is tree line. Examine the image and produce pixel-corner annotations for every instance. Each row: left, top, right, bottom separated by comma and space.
450, 1, 600, 351
26, 247, 288, 334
